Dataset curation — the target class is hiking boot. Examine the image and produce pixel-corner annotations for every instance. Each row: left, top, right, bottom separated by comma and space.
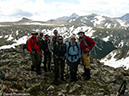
61, 77, 66, 81
48, 65, 51, 72
84, 69, 91, 80
36, 65, 41, 75
44, 67, 47, 72
70, 79, 75, 82
84, 76, 91, 80
74, 78, 78, 81
53, 68, 55, 72
36, 70, 41, 75
81, 73, 85, 76
54, 81, 59, 85
48, 68, 51, 72
31, 66, 35, 71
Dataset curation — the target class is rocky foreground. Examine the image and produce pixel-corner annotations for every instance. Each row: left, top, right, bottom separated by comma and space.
0, 45, 129, 96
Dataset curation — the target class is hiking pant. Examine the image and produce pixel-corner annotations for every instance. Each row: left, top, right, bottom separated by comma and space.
81, 52, 91, 69
67, 60, 79, 81
44, 52, 51, 71
30, 52, 42, 70
54, 58, 65, 81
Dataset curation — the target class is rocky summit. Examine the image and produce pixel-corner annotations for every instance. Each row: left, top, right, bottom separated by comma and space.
0, 44, 129, 96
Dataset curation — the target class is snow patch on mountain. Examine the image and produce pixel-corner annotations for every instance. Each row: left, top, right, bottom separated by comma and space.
102, 36, 110, 42
0, 36, 28, 50
101, 49, 129, 69
4, 35, 8, 38
0, 26, 94, 49
116, 19, 129, 27
91, 15, 105, 27
69, 19, 76, 22
16, 30, 19, 35
7, 34, 13, 41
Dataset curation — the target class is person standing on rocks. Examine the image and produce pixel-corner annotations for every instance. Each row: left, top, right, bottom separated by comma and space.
27, 31, 42, 75
43, 34, 53, 72
37, 32, 45, 51
37, 32, 45, 73
66, 35, 81, 82
52, 29, 59, 47
52, 29, 59, 72
53, 36, 66, 85
78, 31, 95, 80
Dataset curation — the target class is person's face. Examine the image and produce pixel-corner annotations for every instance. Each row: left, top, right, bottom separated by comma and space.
39, 35, 43, 39
71, 38, 76, 43
33, 34, 37, 37
54, 31, 58, 36
58, 39, 62, 43
45, 36, 49, 40
79, 33, 84, 37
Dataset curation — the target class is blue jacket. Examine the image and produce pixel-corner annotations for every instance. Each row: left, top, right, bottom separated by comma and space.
66, 42, 81, 63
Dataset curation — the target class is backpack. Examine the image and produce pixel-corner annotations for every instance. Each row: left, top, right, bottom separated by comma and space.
22, 37, 39, 51
68, 42, 79, 57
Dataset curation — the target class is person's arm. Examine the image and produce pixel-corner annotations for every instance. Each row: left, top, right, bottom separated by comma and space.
28, 38, 32, 52
53, 44, 58, 55
77, 42, 81, 59
65, 43, 69, 59
86, 36, 95, 50
42, 40, 46, 51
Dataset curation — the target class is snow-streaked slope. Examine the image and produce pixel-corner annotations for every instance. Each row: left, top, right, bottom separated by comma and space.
91, 15, 105, 27
116, 19, 129, 27
100, 49, 129, 69
7, 34, 13, 41
0, 26, 94, 50
0, 36, 28, 50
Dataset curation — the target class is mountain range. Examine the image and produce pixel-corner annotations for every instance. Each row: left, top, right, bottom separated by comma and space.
0, 13, 129, 96
0, 13, 129, 63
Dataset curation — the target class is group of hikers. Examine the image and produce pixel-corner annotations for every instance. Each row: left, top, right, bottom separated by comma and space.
26, 29, 95, 85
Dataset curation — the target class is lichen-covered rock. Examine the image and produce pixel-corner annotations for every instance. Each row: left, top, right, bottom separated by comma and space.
0, 45, 129, 96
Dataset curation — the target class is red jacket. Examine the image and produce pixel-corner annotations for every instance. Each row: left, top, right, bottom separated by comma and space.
79, 36, 95, 53
27, 36, 41, 53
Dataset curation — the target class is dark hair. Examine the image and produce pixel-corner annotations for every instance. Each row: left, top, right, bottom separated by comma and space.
45, 34, 49, 38
40, 32, 43, 36
54, 29, 58, 33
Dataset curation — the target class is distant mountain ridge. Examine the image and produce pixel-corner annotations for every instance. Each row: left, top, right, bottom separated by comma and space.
17, 17, 32, 23
117, 13, 129, 23
46, 13, 129, 29
1, 13, 129, 59
51, 13, 79, 22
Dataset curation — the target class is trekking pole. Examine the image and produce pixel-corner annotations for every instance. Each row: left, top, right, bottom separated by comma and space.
116, 80, 126, 96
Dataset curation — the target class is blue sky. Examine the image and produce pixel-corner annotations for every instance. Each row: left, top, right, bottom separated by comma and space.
0, 0, 129, 22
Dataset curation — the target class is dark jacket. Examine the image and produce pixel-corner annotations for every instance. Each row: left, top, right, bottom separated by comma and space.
37, 37, 45, 51
52, 36, 59, 47
53, 42, 66, 58
44, 39, 52, 54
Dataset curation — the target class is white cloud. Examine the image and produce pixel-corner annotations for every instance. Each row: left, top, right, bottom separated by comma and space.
0, 0, 129, 22
76, 0, 129, 16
